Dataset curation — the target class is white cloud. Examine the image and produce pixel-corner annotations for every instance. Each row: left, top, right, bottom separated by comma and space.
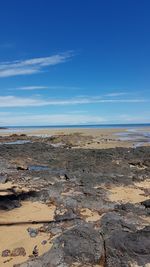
0, 52, 73, 77
0, 113, 150, 126
0, 114, 107, 126
11, 85, 80, 91
105, 92, 127, 97
0, 96, 148, 107
17, 86, 49, 90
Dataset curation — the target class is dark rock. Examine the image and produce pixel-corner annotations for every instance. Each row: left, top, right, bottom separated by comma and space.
54, 209, 77, 222
17, 165, 28, 171
50, 227, 62, 236
32, 246, 38, 257
115, 202, 149, 217
64, 174, 70, 180
105, 226, 150, 267
0, 199, 21, 210
101, 213, 150, 267
0, 175, 7, 184
101, 212, 136, 234
141, 199, 150, 208
58, 224, 104, 264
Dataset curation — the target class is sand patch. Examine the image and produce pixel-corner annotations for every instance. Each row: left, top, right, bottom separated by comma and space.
134, 179, 150, 189
139, 216, 150, 225
108, 186, 149, 204
0, 224, 52, 267
0, 201, 56, 224
70, 263, 104, 267
0, 201, 56, 266
130, 263, 150, 267
80, 208, 101, 222
0, 182, 30, 197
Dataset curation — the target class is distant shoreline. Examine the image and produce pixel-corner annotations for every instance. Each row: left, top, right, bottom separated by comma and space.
1, 123, 150, 130
0, 125, 150, 149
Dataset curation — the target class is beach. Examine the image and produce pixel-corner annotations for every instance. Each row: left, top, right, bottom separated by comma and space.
0, 127, 150, 266
0, 126, 150, 149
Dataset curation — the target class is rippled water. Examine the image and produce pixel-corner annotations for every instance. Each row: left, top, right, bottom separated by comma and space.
0, 140, 31, 145
116, 129, 150, 147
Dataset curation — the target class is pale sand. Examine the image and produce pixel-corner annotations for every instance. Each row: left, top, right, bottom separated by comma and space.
71, 263, 104, 267
130, 263, 150, 267
1, 127, 150, 137
0, 182, 31, 197
0, 224, 52, 267
0, 182, 15, 196
108, 179, 150, 204
134, 179, 150, 189
0, 127, 125, 136
80, 208, 101, 222
0, 201, 56, 267
1, 127, 150, 148
0, 201, 56, 224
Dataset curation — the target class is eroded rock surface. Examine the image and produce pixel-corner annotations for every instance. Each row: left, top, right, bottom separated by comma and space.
0, 136, 149, 266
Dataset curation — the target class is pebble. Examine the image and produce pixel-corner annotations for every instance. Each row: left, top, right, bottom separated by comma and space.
27, 227, 38, 238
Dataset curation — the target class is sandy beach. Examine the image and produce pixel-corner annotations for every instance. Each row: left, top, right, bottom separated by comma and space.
1, 126, 150, 149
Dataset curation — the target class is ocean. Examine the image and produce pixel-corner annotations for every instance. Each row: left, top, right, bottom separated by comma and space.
0, 123, 149, 134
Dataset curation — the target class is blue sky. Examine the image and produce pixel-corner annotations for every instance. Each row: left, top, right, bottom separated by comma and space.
0, 0, 150, 126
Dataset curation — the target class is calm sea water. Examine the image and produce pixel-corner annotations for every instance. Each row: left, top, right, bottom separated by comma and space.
3, 123, 150, 129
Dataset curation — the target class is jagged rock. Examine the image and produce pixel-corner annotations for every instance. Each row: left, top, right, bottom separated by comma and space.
17, 165, 28, 171
105, 226, 150, 267
0, 198, 21, 210
32, 246, 38, 257
141, 199, 150, 208
101, 213, 150, 267
16, 224, 104, 267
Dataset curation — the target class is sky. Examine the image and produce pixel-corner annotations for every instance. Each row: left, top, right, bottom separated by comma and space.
0, 0, 150, 126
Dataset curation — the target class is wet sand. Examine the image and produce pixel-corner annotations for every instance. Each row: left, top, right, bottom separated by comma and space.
1, 127, 150, 148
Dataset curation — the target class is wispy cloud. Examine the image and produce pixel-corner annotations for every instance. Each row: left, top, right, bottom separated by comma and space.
0, 114, 107, 126
0, 96, 148, 107
17, 86, 49, 90
11, 85, 80, 91
0, 51, 73, 77
105, 92, 127, 97
0, 112, 150, 126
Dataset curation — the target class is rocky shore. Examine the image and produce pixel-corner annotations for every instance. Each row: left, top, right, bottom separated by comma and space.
0, 132, 150, 267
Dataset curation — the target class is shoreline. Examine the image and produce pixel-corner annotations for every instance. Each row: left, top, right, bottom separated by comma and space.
0, 127, 150, 149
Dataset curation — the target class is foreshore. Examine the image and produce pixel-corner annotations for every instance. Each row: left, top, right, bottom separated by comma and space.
0, 127, 150, 266
0, 126, 150, 149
